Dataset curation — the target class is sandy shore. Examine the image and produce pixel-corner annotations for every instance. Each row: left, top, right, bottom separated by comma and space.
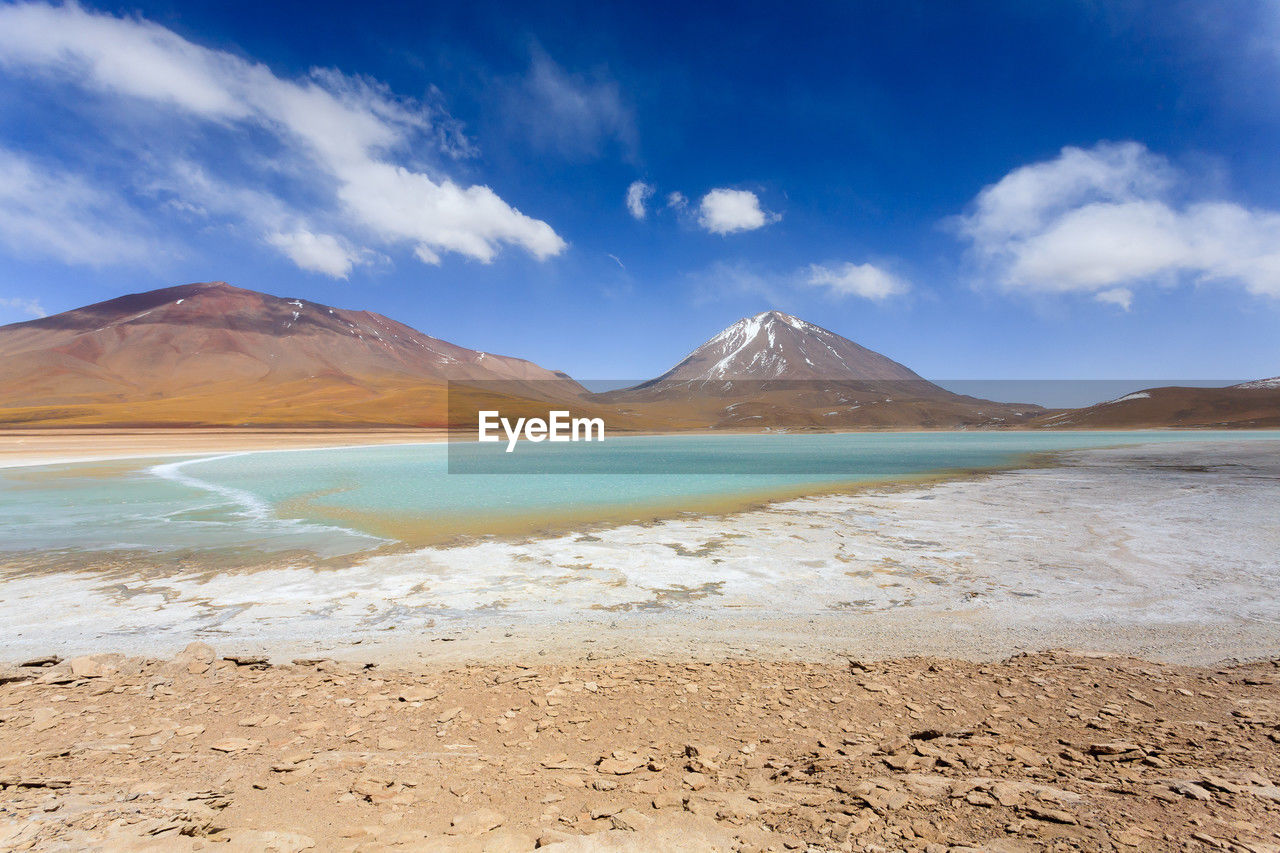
0, 428, 449, 468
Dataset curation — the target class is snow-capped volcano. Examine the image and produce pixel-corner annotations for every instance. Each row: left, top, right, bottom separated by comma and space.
599, 309, 1045, 429
647, 310, 928, 384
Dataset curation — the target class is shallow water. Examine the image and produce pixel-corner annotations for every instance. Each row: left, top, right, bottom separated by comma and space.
2, 430, 1277, 561
3, 439, 1278, 664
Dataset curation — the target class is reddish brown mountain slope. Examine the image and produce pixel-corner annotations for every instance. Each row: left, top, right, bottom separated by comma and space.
5, 287, 1268, 431
0, 282, 581, 426
1032, 381, 1280, 429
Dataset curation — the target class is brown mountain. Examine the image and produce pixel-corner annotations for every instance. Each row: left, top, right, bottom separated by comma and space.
0, 282, 583, 427
598, 310, 1044, 430
6, 285, 1265, 432
1032, 380, 1280, 429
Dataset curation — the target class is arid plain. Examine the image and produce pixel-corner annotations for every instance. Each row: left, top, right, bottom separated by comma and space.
3, 435, 1280, 851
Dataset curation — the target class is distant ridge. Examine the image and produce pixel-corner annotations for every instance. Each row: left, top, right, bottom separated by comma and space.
1032, 379, 1280, 429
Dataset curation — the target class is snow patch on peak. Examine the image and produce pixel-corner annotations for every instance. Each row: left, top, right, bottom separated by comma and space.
692, 311, 858, 380
750, 309, 814, 330
1234, 377, 1280, 390
703, 314, 769, 379
1106, 391, 1151, 404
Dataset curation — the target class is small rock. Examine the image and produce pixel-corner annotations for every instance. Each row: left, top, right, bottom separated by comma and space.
224, 654, 270, 668
610, 808, 654, 831
989, 782, 1024, 807
597, 752, 647, 775
447, 808, 505, 835
1023, 806, 1077, 825
1171, 781, 1213, 802
68, 656, 112, 679
397, 686, 440, 702
222, 830, 315, 852
210, 738, 257, 753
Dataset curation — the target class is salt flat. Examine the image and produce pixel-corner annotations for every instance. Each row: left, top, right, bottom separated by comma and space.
2, 440, 1277, 665
0, 427, 447, 469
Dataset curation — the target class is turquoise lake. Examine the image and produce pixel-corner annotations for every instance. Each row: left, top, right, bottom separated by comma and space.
2, 431, 1277, 560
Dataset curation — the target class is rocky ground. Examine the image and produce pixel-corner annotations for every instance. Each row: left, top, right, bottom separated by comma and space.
1, 647, 1278, 852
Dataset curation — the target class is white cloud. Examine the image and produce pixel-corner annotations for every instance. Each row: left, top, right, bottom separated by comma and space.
505, 48, 636, 160
1095, 288, 1134, 311
335, 162, 563, 263
958, 141, 1280, 303
666, 191, 688, 210
0, 296, 47, 319
805, 262, 909, 301
625, 181, 654, 219
688, 260, 783, 305
690, 259, 909, 305
0, 2, 566, 275
266, 230, 359, 278
697, 189, 779, 235
0, 147, 153, 266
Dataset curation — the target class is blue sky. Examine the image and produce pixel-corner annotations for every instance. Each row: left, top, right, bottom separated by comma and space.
1, 0, 1278, 382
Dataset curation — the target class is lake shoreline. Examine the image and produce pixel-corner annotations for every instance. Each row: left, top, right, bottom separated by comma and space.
6, 429, 1248, 573
0, 423, 1259, 470
3, 439, 1278, 668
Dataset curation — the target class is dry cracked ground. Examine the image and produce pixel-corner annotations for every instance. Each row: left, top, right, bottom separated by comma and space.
1, 646, 1279, 852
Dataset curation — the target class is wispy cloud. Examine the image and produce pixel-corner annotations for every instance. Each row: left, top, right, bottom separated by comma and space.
265, 230, 361, 279
625, 181, 654, 219
0, 147, 157, 266
697, 189, 780, 235
0, 296, 47, 319
691, 259, 909, 304
689, 260, 784, 304
502, 46, 636, 161
805, 262, 910, 301
957, 140, 1280, 305
0, 2, 566, 276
